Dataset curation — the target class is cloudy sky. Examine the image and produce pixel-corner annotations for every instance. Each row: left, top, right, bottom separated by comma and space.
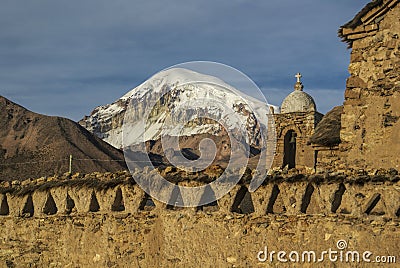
0, 0, 370, 120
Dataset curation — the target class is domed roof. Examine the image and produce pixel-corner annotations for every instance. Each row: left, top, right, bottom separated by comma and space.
280, 73, 316, 113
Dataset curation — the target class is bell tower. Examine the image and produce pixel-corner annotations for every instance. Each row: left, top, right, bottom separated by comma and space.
272, 73, 323, 170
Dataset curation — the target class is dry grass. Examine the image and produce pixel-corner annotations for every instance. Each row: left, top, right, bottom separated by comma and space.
309, 106, 342, 147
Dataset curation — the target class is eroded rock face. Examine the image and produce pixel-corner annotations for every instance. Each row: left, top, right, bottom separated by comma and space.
340, 3, 400, 170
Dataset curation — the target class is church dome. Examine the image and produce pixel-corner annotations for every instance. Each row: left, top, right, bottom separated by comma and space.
280, 73, 316, 113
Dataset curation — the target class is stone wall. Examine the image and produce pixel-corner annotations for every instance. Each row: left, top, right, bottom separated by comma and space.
340, 3, 400, 170
0, 172, 399, 267
313, 145, 340, 173
272, 112, 322, 170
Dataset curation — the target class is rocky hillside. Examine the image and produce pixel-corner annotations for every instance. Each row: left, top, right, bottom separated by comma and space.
0, 96, 127, 181
80, 68, 277, 149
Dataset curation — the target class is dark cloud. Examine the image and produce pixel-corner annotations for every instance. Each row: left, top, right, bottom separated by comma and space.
0, 0, 370, 120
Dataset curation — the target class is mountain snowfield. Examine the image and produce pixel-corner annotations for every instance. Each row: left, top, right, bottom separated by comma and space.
80, 68, 279, 149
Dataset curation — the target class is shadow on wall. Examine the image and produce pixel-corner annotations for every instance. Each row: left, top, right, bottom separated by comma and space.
0, 178, 398, 219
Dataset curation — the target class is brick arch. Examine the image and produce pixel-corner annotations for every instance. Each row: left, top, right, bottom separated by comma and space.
278, 126, 302, 139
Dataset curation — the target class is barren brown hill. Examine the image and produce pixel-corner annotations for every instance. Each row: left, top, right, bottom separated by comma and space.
0, 96, 127, 181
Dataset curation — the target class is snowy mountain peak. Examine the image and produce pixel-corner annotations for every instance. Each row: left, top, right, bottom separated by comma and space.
121, 68, 237, 100
80, 68, 278, 149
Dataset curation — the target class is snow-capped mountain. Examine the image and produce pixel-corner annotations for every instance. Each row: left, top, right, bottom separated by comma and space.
79, 68, 279, 149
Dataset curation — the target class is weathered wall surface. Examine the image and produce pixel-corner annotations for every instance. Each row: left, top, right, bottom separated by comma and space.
313, 146, 340, 173
272, 112, 322, 170
340, 3, 400, 170
1, 211, 399, 267
0, 172, 399, 267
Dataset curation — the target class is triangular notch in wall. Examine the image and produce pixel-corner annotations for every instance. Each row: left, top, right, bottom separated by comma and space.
111, 188, 125, 212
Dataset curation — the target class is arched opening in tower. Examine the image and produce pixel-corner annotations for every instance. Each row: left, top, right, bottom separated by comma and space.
283, 130, 297, 169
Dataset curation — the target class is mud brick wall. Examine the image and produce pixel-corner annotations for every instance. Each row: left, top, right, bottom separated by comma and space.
340, 3, 400, 170
0, 172, 399, 267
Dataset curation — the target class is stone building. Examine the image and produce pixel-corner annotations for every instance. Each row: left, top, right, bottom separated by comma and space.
338, 0, 400, 170
293, 0, 400, 172
272, 73, 323, 170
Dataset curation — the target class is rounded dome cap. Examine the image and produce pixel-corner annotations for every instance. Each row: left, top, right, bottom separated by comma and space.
280, 73, 316, 113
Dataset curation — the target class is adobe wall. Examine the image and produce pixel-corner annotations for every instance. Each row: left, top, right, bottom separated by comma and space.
0, 172, 399, 267
313, 146, 340, 173
340, 3, 400, 170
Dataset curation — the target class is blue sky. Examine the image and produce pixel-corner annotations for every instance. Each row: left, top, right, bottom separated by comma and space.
0, 0, 370, 120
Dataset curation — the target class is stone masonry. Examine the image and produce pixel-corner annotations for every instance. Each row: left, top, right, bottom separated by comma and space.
339, 0, 400, 170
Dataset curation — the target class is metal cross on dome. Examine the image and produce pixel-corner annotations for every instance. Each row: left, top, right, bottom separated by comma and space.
295, 73, 302, 83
